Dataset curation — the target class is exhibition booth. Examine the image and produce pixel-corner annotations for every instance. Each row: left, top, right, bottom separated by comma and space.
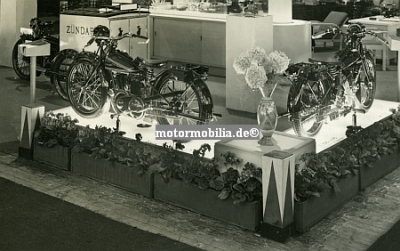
10, 0, 400, 244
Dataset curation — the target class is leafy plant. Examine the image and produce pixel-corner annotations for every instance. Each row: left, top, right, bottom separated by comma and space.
295, 107, 400, 203
156, 144, 220, 189
34, 111, 79, 148
155, 147, 263, 204
220, 151, 241, 166
74, 125, 159, 176
218, 162, 262, 205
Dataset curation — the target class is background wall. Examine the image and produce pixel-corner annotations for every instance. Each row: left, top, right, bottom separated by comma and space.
0, 0, 37, 67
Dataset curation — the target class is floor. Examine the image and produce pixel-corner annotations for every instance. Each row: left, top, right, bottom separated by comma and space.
1, 44, 400, 250
0, 175, 202, 251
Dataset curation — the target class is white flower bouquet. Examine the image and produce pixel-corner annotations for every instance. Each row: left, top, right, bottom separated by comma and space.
233, 46, 290, 97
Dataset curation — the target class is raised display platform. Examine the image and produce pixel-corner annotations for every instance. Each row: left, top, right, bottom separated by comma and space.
53, 99, 398, 163
284, 99, 399, 153
52, 106, 219, 159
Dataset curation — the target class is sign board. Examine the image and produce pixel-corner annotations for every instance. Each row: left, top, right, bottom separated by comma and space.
60, 14, 109, 52
60, 13, 148, 58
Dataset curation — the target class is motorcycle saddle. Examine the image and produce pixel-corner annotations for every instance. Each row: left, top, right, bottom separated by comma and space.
143, 58, 168, 68
308, 53, 342, 65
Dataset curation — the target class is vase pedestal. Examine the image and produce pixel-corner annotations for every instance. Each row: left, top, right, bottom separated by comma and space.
259, 150, 296, 243
214, 131, 315, 174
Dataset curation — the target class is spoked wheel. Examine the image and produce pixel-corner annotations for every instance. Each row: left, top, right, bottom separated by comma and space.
355, 54, 376, 111
51, 49, 77, 101
289, 81, 326, 137
155, 78, 207, 125
66, 57, 108, 118
12, 38, 39, 80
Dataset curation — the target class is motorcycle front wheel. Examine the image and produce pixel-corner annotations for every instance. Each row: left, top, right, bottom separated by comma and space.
288, 80, 326, 137
12, 38, 42, 80
66, 57, 109, 118
355, 54, 376, 111
51, 49, 78, 101
155, 78, 209, 125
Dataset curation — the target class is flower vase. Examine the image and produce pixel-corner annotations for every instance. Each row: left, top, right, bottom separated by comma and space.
257, 96, 278, 146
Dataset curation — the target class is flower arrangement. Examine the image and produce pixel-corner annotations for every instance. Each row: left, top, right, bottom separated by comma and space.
233, 46, 290, 97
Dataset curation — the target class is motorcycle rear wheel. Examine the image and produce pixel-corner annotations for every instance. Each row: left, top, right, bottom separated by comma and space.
289, 80, 326, 137
66, 57, 109, 118
12, 38, 42, 80
51, 49, 77, 101
155, 78, 208, 125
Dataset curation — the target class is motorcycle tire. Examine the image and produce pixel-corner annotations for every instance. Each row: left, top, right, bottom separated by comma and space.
50, 49, 78, 101
66, 57, 109, 118
155, 77, 210, 125
12, 38, 41, 80
288, 80, 326, 137
355, 54, 376, 111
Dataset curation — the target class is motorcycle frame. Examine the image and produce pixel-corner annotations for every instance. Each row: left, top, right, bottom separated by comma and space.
81, 39, 212, 123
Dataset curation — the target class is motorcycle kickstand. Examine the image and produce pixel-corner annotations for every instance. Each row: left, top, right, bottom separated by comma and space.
110, 114, 121, 132
345, 112, 362, 137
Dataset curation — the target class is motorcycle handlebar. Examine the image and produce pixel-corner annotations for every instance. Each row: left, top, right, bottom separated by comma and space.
311, 23, 341, 39
312, 24, 389, 46
366, 31, 390, 46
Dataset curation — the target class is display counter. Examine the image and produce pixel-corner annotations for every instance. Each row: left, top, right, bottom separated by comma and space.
149, 8, 227, 21
148, 9, 228, 76
148, 10, 311, 76
60, 9, 149, 58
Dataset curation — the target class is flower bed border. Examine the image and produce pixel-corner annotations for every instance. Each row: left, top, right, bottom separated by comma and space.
153, 174, 263, 231
71, 151, 154, 198
294, 171, 359, 233
359, 145, 400, 190
33, 143, 71, 171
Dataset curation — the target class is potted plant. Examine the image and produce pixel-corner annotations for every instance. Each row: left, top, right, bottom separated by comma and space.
33, 111, 79, 171
71, 125, 158, 198
152, 145, 264, 231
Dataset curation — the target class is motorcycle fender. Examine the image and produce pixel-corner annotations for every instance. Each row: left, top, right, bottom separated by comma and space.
287, 83, 303, 114
364, 49, 375, 60
154, 70, 214, 120
50, 49, 78, 72
286, 66, 312, 114
189, 79, 214, 120
74, 51, 97, 61
154, 69, 170, 84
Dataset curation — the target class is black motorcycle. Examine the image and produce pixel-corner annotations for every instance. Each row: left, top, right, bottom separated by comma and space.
286, 23, 388, 137
12, 17, 77, 100
66, 25, 217, 125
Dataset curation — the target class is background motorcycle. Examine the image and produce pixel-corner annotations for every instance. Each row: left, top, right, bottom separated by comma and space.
12, 17, 77, 100
286, 23, 389, 137
66, 25, 216, 125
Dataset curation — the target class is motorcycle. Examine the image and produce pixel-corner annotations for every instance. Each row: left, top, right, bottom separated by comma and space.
12, 17, 77, 100
66, 25, 217, 125
286, 23, 389, 137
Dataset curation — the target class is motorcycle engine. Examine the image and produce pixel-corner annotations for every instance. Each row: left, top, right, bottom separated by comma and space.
115, 72, 147, 96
